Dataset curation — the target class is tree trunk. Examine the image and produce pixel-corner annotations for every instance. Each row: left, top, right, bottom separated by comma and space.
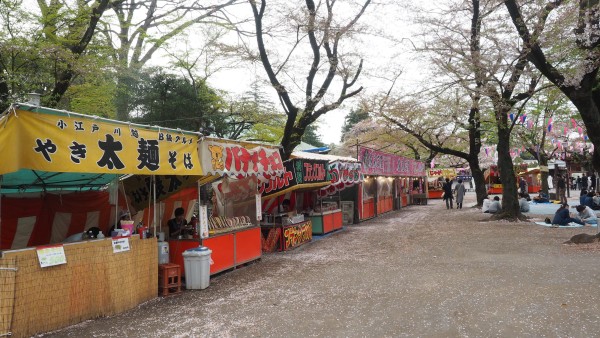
469, 160, 487, 206
539, 155, 549, 195
497, 127, 520, 218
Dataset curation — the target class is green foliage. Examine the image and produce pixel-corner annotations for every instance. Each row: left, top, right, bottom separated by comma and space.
341, 108, 370, 141
130, 69, 223, 132
302, 123, 326, 147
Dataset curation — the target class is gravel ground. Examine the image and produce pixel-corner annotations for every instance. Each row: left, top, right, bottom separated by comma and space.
42, 193, 600, 338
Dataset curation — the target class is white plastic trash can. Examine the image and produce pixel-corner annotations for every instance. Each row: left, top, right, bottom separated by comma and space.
182, 246, 212, 289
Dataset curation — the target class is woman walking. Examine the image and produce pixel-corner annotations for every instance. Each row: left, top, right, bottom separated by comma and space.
455, 179, 466, 209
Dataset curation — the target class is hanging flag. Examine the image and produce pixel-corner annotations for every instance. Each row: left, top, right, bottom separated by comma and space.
571, 118, 577, 128
584, 135, 589, 141
564, 127, 568, 135
430, 158, 435, 169
485, 148, 489, 157
509, 113, 514, 122
578, 126, 583, 135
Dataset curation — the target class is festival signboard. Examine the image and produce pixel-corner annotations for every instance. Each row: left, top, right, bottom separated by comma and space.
259, 158, 331, 198
0, 106, 202, 176
282, 220, 312, 251
319, 161, 363, 197
199, 138, 285, 177
427, 168, 457, 177
357, 146, 426, 177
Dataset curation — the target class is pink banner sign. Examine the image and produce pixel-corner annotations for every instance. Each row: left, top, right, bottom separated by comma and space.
199, 140, 284, 177
357, 146, 426, 177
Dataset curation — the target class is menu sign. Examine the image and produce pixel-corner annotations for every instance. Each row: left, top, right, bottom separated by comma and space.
112, 237, 130, 253
36, 244, 67, 268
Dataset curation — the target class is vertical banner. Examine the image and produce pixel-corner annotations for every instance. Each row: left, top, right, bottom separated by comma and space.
199, 205, 209, 239
256, 194, 263, 221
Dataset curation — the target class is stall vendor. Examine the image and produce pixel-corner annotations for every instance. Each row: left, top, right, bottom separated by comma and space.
109, 210, 131, 234
168, 207, 188, 238
280, 199, 296, 216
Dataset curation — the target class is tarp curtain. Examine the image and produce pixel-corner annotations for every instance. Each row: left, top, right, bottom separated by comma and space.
0, 191, 123, 249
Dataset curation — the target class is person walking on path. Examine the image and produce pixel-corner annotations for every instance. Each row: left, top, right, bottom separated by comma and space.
591, 173, 597, 192
454, 179, 466, 209
557, 174, 567, 204
442, 178, 454, 209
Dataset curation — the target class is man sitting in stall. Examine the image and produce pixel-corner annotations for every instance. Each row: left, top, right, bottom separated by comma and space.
280, 199, 296, 216
168, 207, 188, 239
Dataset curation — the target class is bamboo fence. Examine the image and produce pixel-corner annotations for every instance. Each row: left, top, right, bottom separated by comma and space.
0, 236, 157, 337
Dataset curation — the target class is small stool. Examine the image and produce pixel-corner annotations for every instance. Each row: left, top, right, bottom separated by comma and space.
158, 263, 181, 296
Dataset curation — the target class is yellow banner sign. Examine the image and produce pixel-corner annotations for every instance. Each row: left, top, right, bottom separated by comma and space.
428, 168, 457, 177
0, 108, 202, 176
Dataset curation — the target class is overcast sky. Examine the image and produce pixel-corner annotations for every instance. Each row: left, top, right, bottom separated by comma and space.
199, 1, 428, 145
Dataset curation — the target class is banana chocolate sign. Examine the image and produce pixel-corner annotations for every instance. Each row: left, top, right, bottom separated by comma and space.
199, 139, 284, 177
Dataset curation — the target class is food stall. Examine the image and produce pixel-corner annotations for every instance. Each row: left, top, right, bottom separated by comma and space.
165, 137, 285, 275
357, 146, 427, 221
427, 168, 456, 199
259, 158, 331, 252
292, 152, 362, 235
485, 165, 502, 194
518, 167, 542, 193
0, 103, 203, 337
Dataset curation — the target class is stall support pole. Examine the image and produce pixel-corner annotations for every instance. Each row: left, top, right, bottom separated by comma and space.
0, 176, 2, 257
153, 175, 157, 238
114, 177, 119, 233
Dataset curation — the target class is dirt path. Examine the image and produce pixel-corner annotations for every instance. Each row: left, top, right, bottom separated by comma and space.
42, 193, 600, 337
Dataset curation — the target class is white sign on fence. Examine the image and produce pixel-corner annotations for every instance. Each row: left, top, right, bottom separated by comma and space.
36, 244, 67, 268
112, 237, 130, 253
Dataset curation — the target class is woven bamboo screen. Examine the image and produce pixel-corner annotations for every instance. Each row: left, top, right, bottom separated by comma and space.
0, 236, 157, 337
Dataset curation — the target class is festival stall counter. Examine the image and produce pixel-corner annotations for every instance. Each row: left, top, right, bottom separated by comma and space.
427, 168, 456, 199
167, 138, 285, 276
358, 146, 427, 221
291, 152, 362, 235
259, 157, 331, 251
0, 103, 204, 337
